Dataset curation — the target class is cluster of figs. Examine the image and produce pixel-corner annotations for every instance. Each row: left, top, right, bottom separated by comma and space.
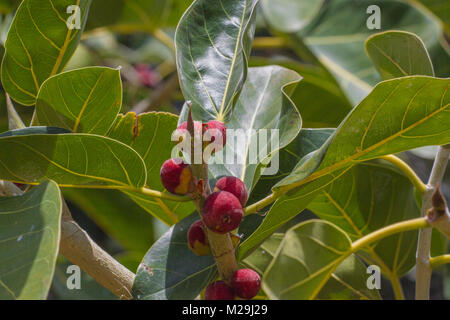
159, 119, 261, 300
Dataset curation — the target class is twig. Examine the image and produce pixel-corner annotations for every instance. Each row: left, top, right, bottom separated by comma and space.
415, 144, 450, 300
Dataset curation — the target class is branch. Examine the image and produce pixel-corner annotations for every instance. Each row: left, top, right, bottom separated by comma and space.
416, 144, 450, 300
0, 181, 135, 299
59, 201, 135, 299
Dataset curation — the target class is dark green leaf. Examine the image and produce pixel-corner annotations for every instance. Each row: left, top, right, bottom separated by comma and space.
412, 0, 450, 34
86, 0, 191, 33
132, 213, 216, 300
0, 180, 62, 299
175, 0, 259, 122
36, 67, 122, 135
1, 0, 92, 105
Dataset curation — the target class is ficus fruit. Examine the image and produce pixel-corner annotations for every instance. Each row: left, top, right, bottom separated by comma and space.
160, 158, 194, 195
202, 191, 243, 234
214, 176, 248, 206
187, 219, 211, 256
204, 281, 235, 300
230, 268, 261, 300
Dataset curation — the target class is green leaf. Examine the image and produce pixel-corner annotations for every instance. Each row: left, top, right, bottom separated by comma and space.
365, 31, 434, 80
248, 128, 334, 206
0, 127, 147, 188
241, 76, 450, 255
63, 188, 155, 254
36, 67, 122, 135
86, 0, 191, 33
412, 0, 450, 34
243, 232, 380, 300
132, 213, 217, 300
262, 220, 380, 300
205, 65, 302, 191
263, 0, 449, 105
250, 57, 353, 128
260, 0, 323, 33
1, 0, 92, 105
308, 162, 420, 276
0, 180, 62, 299
175, 0, 259, 122
107, 111, 195, 225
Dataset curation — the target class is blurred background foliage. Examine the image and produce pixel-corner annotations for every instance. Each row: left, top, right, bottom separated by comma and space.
0, 0, 448, 299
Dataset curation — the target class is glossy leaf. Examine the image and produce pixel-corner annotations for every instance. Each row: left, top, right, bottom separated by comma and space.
107, 112, 195, 225
86, 0, 191, 32
0, 127, 146, 188
308, 162, 420, 276
263, 220, 379, 299
0, 180, 62, 299
241, 76, 450, 255
365, 31, 434, 80
206, 65, 302, 191
175, 0, 259, 122
1, 0, 91, 105
132, 213, 216, 300
36, 67, 122, 135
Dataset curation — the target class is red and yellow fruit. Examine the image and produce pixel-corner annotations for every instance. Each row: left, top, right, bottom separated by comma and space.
204, 120, 227, 151
231, 269, 261, 300
160, 158, 194, 195
187, 219, 211, 256
202, 191, 243, 234
214, 176, 248, 206
204, 281, 235, 300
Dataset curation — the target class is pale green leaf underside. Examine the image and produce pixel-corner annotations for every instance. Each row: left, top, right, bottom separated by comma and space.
0, 130, 146, 188
0, 180, 62, 299
263, 220, 380, 300
107, 111, 195, 225
308, 162, 420, 276
36, 66, 122, 135
365, 30, 434, 80
1, 0, 91, 105
243, 233, 380, 300
241, 76, 450, 256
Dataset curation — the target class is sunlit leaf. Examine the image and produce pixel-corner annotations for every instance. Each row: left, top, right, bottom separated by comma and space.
0, 180, 61, 299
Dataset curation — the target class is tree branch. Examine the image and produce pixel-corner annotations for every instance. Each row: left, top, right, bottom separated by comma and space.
0, 180, 135, 300
416, 144, 450, 300
59, 201, 135, 299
